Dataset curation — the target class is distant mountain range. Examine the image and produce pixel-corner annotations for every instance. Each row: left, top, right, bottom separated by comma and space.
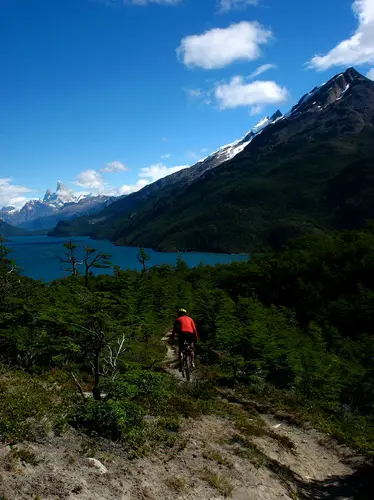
48, 68, 374, 252
0, 220, 29, 237
1, 182, 117, 231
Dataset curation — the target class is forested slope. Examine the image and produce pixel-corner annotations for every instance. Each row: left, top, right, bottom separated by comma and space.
52, 68, 374, 253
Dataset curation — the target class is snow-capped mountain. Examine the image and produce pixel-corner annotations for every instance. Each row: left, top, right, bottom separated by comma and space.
119, 109, 285, 206
53, 110, 286, 233
43, 181, 77, 207
52, 67, 374, 252
0, 182, 116, 230
202, 109, 283, 166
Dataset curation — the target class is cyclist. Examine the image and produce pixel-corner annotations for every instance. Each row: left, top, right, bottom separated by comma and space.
172, 308, 198, 369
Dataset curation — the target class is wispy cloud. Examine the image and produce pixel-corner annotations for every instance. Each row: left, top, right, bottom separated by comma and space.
308, 0, 374, 70
117, 162, 189, 196
218, 0, 259, 13
249, 104, 264, 115
186, 151, 199, 160
139, 162, 189, 183
75, 170, 106, 192
249, 63, 277, 79
100, 161, 128, 173
185, 88, 204, 99
118, 179, 149, 196
0, 178, 34, 209
177, 21, 272, 70
215, 76, 289, 110
74, 159, 190, 199
161, 153, 172, 159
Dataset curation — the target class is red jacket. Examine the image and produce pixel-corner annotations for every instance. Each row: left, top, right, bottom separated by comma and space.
173, 315, 198, 340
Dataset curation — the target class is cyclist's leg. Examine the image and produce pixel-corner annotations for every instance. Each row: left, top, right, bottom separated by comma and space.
191, 344, 195, 368
178, 333, 185, 361
187, 334, 196, 368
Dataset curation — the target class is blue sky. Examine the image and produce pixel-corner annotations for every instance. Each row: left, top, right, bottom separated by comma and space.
1, 0, 374, 208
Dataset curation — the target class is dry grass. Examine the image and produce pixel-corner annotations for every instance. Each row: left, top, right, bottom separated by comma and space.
230, 435, 268, 469
3, 447, 40, 471
203, 469, 234, 497
165, 476, 188, 492
203, 448, 232, 467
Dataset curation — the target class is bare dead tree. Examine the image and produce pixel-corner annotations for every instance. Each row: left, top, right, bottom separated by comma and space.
73, 321, 127, 400
102, 333, 127, 380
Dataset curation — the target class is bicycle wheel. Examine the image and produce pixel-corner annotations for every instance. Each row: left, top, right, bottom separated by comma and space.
181, 357, 186, 378
185, 356, 191, 382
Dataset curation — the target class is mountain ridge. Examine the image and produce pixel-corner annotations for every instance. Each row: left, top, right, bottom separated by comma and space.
1, 182, 116, 231
0, 220, 30, 237
52, 68, 374, 252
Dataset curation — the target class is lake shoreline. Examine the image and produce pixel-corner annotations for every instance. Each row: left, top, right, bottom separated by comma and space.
46, 231, 249, 257
6, 235, 248, 281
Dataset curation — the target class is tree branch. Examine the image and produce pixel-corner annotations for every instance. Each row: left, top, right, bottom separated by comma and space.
70, 371, 86, 402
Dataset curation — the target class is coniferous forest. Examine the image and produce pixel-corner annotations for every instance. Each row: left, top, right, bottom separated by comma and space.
1, 227, 374, 459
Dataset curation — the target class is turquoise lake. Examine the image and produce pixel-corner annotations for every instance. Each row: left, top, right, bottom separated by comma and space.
6, 236, 248, 281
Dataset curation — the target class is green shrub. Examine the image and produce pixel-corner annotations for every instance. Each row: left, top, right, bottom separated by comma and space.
0, 371, 70, 442
72, 399, 144, 440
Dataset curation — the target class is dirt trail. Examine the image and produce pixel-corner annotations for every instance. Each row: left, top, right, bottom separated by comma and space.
0, 337, 372, 500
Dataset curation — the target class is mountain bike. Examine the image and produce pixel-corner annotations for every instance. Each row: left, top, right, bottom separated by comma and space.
180, 340, 193, 381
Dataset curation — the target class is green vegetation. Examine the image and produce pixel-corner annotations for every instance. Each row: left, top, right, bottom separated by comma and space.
52, 115, 374, 253
1, 227, 374, 460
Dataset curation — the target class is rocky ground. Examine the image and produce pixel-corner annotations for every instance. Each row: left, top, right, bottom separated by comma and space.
0, 337, 372, 500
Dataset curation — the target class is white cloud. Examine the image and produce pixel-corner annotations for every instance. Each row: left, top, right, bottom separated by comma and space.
200, 148, 209, 153
367, 68, 374, 79
308, 0, 374, 70
101, 161, 128, 173
116, 162, 190, 196
139, 162, 189, 183
249, 63, 277, 79
219, 0, 259, 12
0, 178, 33, 209
215, 76, 289, 109
249, 105, 264, 115
118, 179, 149, 196
161, 154, 172, 159
177, 21, 272, 70
75, 170, 105, 192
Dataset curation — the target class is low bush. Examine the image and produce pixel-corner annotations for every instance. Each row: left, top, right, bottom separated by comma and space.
0, 372, 70, 442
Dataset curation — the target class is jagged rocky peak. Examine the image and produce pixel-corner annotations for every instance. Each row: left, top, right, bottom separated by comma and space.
271, 110, 283, 121
46, 181, 77, 205
43, 188, 53, 202
242, 110, 283, 142
290, 67, 367, 116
